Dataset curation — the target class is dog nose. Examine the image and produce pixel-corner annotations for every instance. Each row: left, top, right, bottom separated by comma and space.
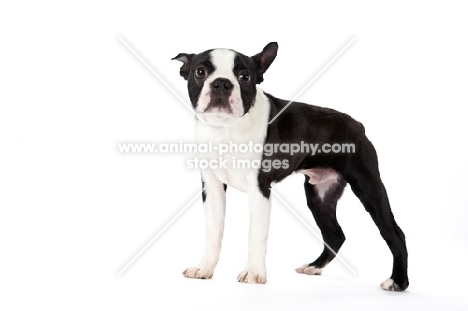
211, 78, 233, 93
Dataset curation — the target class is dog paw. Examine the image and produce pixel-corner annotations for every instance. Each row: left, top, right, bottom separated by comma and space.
237, 268, 267, 284
380, 278, 409, 291
295, 264, 323, 275
182, 266, 214, 279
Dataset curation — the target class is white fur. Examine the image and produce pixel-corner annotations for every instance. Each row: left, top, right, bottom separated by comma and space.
380, 278, 396, 291
238, 188, 271, 283
196, 49, 244, 126
300, 168, 338, 200
194, 88, 270, 192
314, 179, 337, 200
295, 264, 323, 275
190, 87, 272, 283
183, 170, 226, 279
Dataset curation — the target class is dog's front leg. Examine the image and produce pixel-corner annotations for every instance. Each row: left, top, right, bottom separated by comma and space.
183, 171, 226, 279
238, 187, 271, 284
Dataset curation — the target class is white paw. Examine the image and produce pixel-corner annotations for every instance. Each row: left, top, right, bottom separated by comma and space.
380, 278, 396, 291
295, 264, 323, 275
237, 268, 267, 284
182, 266, 214, 279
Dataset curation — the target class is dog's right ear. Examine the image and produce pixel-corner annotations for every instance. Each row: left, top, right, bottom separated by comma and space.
172, 53, 195, 80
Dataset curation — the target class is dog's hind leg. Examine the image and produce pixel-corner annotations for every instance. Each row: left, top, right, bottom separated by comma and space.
344, 141, 409, 291
296, 173, 347, 276
346, 169, 409, 291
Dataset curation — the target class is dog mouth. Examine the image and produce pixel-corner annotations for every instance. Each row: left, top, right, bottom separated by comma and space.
203, 97, 233, 114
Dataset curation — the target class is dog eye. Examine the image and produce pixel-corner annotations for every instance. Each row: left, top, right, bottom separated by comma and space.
238, 72, 251, 84
195, 67, 206, 79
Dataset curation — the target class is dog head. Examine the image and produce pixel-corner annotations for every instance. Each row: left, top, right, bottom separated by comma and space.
173, 42, 278, 127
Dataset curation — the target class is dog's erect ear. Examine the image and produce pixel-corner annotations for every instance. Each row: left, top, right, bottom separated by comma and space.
172, 53, 195, 80
251, 42, 278, 84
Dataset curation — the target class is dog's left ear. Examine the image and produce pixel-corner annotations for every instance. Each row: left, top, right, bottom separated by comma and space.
252, 42, 278, 84
172, 53, 195, 80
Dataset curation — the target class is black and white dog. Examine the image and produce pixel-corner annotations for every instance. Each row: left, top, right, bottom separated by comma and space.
173, 42, 409, 291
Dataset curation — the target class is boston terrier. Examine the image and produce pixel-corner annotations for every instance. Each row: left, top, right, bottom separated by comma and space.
173, 42, 409, 291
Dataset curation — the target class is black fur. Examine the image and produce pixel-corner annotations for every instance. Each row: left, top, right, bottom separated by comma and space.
174, 44, 277, 115
175, 42, 409, 291
304, 175, 347, 269
173, 50, 214, 109
233, 53, 258, 114
201, 180, 227, 203
256, 93, 408, 291
201, 180, 206, 202
257, 93, 365, 197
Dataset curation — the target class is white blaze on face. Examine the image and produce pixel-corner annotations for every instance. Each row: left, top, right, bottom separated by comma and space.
196, 49, 244, 123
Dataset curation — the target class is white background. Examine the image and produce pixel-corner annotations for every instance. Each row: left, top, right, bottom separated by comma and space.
1, 1, 468, 310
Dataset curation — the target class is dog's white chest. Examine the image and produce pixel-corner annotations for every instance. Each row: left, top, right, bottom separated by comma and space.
194, 90, 270, 192
212, 160, 249, 193
194, 126, 262, 193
